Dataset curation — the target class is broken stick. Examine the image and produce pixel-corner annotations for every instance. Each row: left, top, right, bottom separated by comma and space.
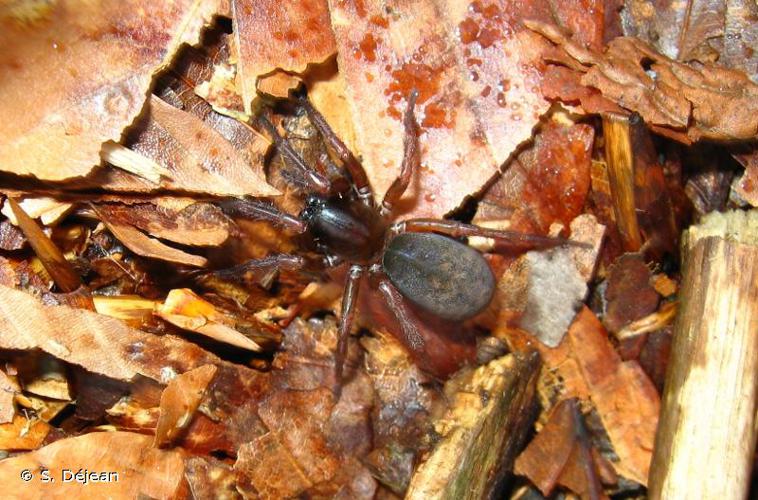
406, 352, 540, 500
648, 210, 758, 499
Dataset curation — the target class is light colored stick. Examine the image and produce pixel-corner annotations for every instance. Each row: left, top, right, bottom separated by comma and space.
648, 210, 758, 500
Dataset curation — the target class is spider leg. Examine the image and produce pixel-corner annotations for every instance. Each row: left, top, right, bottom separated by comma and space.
334, 264, 364, 393
219, 198, 306, 233
391, 219, 592, 251
380, 90, 419, 217
205, 253, 306, 287
298, 95, 374, 205
256, 114, 332, 195
376, 277, 425, 357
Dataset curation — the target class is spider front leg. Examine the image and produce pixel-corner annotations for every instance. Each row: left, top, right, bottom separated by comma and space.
392, 219, 591, 251
206, 253, 307, 288
334, 264, 364, 393
380, 90, 419, 217
256, 114, 332, 195
298, 96, 374, 205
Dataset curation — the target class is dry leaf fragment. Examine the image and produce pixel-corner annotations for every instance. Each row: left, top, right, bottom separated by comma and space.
514, 399, 611, 499
0, 369, 18, 424
95, 206, 208, 268
232, 0, 336, 114
0, 0, 223, 180
329, 0, 558, 217
475, 120, 594, 235
93, 201, 232, 247
0, 283, 244, 384
155, 289, 262, 352
603, 253, 659, 334
235, 433, 314, 498
0, 414, 51, 451
154, 364, 217, 447
0, 432, 184, 499
135, 95, 278, 197
733, 148, 758, 207
528, 20, 758, 141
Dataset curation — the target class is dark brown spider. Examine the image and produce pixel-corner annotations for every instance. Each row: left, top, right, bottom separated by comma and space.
215, 91, 578, 388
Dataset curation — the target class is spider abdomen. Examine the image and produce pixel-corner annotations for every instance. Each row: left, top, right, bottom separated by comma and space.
382, 232, 496, 321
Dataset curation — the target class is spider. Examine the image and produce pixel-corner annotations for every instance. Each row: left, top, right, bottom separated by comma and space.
215, 91, 578, 387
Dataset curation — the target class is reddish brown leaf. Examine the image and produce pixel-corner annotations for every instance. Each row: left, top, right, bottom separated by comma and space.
329, 0, 603, 218
515, 399, 608, 499
498, 307, 660, 485
155, 364, 217, 447
733, 147, 758, 207
604, 253, 660, 334
0, 369, 17, 424
93, 200, 232, 247
155, 289, 263, 351
529, 20, 758, 141
97, 212, 208, 268
475, 120, 594, 235
0, 432, 184, 499
0, 0, 221, 180
0, 283, 255, 384
0, 414, 51, 451
235, 433, 314, 498
232, 0, 336, 113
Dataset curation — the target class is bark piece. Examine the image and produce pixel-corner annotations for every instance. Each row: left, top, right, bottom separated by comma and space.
406, 352, 540, 499
649, 210, 758, 500
0, 0, 222, 180
0, 432, 184, 499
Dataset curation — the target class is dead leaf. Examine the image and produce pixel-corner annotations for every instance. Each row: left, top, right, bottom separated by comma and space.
0, 432, 184, 499
603, 253, 659, 334
155, 364, 217, 447
621, 0, 758, 82
529, 20, 758, 141
501, 307, 660, 485
185, 457, 240, 500
0, 283, 250, 384
733, 147, 758, 207
0, 0, 222, 180
232, 0, 336, 114
235, 433, 314, 498
155, 289, 263, 352
329, 1, 604, 218
0, 369, 17, 424
475, 120, 594, 235
95, 207, 208, 268
93, 200, 232, 247
515, 398, 612, 499
0, 414, 51, 451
